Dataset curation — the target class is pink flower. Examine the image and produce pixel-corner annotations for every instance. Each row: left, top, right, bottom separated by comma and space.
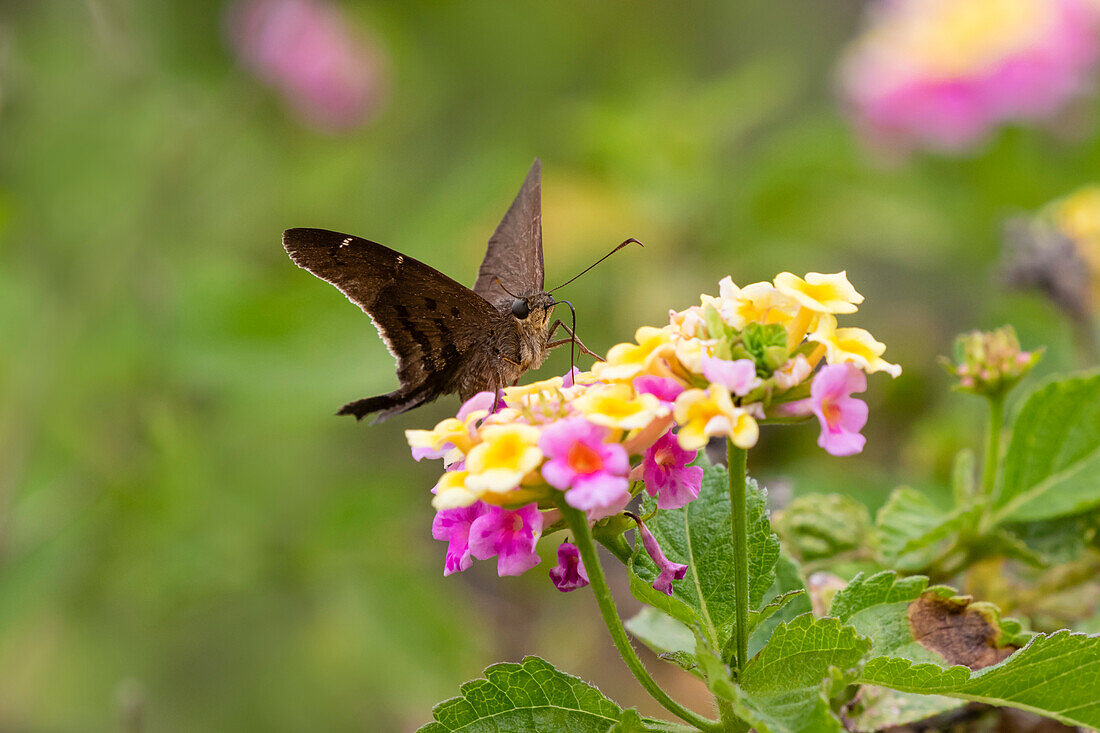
540, 418, 630, 521
562, 367, 582, 388
468, 504, 543, 576
228, 0, 385, 131
633, 375, 685, 405
457, 390, 503, 420
549, 542, 589, 592
432, 502, 487, 576
840, 0, 1100, 153
641, 432, 704, 510
807, 363, 868, 456
700, 355, 762, 396
633, 516, 687, 596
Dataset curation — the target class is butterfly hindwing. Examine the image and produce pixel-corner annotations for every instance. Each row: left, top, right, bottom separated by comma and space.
473, 158, 545, 310
283, 228, 511, 419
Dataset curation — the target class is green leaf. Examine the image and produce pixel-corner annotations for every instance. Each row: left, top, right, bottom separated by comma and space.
419, 656, 626, 732
995, 371, 1100, 523
710, 615, 871, 733
629, 464, 780, 650
774, 493, 871, 562
830, 571, 1029, 663
624, 607, 700, 676
874, 487, 978, 569
609, 709, 696, 733
862, 631, 1100, 729
999, 510, 1100, 565
847, 687, 964, 732
748, 554, 813, 660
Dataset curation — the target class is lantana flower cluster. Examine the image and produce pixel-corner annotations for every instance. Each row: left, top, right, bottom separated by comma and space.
409, 272, 900, 590
839, 0, 1100, 153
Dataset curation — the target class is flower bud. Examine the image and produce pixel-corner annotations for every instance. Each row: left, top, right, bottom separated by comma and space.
941, 326, 1041, 398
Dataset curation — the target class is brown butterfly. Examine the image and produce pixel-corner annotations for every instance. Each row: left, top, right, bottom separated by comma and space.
284, 159, 630, 422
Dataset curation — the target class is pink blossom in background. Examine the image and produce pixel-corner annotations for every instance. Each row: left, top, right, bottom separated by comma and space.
549, 542, 589, 592
839, 0, 1100, 153
228, 0, 385, 131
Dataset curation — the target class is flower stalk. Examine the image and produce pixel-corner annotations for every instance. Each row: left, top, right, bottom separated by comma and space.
558, 499, 721, 732
727, 440, 750, 676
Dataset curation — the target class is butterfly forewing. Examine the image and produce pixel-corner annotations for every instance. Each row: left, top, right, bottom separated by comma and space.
473, 158, 545, 310
283, 228, 510, 417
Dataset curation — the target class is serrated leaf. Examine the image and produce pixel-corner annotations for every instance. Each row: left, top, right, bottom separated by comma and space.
995, 371, 1100, 523
861, 631, 1100, 729
847, 687, 964, 733
419, 656, 625, 732
829, 571, 1028, 664
629, 464, 780, 650
874, 487, 978, 568
774, 493, 871, 561
710, 615, 871, 733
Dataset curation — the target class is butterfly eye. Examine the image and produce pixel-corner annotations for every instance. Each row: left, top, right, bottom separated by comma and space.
511, 298, 530, 319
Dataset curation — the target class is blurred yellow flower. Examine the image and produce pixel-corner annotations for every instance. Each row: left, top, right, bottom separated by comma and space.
573, 382, 667, 430
673, 386, 759, 450
773, 272, 863, 315
465, 424, 543, 494
809, 315, 902, 378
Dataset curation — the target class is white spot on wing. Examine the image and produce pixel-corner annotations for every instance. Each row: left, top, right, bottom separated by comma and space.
340, 237, 353, 247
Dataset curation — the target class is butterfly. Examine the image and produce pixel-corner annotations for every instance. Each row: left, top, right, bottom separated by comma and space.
283, 159, 618, 422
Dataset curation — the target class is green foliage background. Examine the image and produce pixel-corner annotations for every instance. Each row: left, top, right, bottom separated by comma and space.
1, 1, 1097, 729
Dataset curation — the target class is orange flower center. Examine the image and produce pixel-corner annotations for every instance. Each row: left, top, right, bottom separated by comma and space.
567, 442, 603, 475
655, 446, 676, 467
822, 399, 841, 429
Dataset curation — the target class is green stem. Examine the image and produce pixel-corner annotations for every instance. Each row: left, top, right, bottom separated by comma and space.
727, 440, 750, 677
559, 501, 721, 732
978, 394, 1005, 533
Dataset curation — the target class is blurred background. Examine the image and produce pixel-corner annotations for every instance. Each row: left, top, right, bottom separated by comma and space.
2, 1, 1099, 730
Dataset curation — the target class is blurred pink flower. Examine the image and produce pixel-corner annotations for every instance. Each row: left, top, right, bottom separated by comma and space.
228, 0, 385, 131
793, 363, 869, 457
840, 0, 1100, 152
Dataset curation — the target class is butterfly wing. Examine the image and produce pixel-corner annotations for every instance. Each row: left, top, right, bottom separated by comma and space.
283, 228, 510, 420
473, 158, 545, 310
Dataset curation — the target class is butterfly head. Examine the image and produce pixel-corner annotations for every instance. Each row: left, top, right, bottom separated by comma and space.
511, 291, 555, 329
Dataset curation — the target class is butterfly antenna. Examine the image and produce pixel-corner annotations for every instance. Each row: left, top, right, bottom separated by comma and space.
492, 276, 522, 298
547, 238, 643, 294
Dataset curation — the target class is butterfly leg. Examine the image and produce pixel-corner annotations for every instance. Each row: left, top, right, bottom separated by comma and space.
547, 322, 604, 361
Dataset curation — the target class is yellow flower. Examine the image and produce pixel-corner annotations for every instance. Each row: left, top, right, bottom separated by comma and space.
673, 386, 759, 450
714, 278, 799, 329
465, 424, 544, 495
431, 470, 479, 510
406, 416, 477, 461
809, 315, 902, 377
773, 272, 864, 315
669, 305, 706, 338
592, 326, 677, 381
573, 382, 668, 430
